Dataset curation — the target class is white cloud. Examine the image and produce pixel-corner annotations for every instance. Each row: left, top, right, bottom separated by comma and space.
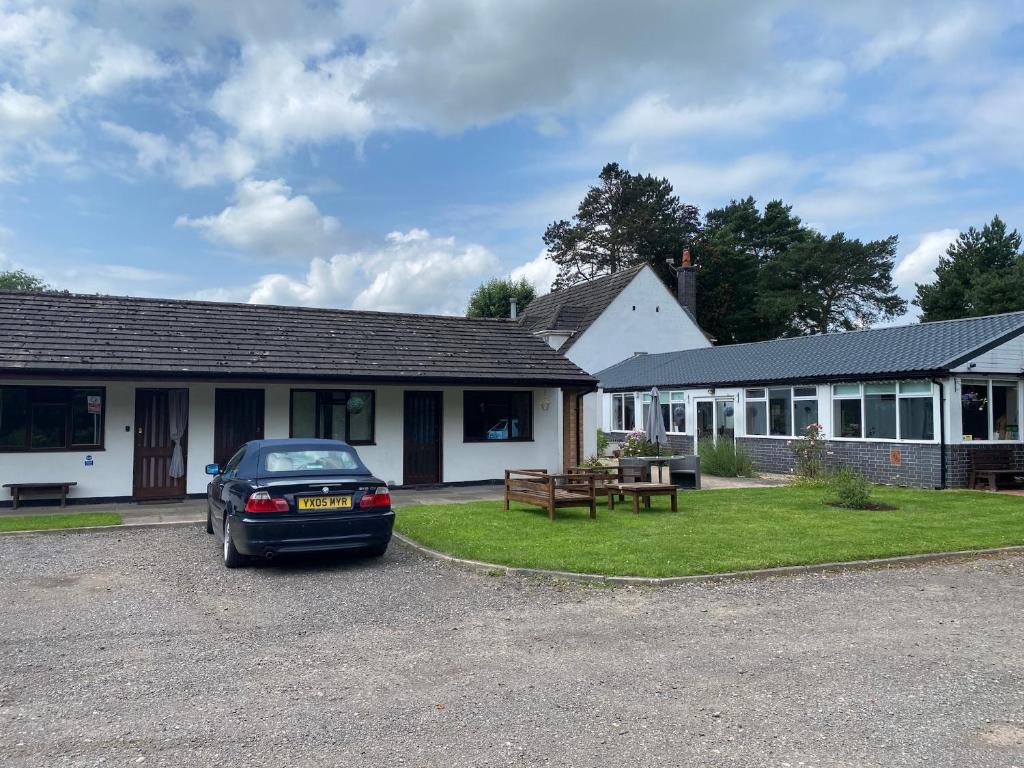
101, 122, 172, 171
82, 42, 170, 95
656, 153, 799, 208
0, 85, 61, 141
247, 229, 498, 315
857, 5, 1002, 69
210, 43, 381, 151
893, 228, 959, 293
176, 178, 340, 259
598, 61, 845, 144
509, 250, 558, 295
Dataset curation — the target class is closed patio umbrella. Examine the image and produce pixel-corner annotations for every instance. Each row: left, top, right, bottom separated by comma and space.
645, 386, 669, 455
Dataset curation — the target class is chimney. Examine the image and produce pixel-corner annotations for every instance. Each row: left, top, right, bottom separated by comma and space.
509, 297, 518, 320
676, 247, 697, 317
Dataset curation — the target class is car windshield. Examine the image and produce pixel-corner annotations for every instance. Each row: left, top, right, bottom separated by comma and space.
261, 449, 361, 473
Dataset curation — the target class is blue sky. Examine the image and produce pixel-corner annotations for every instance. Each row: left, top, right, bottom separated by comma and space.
0, 1, 1022, 318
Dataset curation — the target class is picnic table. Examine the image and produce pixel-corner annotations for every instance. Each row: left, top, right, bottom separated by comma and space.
606, 482, 678, 514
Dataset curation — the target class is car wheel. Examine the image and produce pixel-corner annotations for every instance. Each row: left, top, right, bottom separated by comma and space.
205, 504, 214, 534
365, 541, 389, 558
222, 515, 245, 569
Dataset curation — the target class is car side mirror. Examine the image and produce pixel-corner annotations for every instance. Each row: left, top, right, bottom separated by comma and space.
205, 463, 221, 476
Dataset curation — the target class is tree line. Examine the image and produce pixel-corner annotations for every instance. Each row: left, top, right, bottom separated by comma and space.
468, 163, 1024, 343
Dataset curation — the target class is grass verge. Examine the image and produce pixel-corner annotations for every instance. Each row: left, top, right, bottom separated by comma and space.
395, 486, 1024, 578
0, 512, 123, 533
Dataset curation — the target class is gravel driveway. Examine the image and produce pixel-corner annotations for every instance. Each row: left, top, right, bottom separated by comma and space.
1, 526, 1022, 767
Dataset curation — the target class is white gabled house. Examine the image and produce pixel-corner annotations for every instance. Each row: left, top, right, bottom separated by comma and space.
517, 260, 711, 459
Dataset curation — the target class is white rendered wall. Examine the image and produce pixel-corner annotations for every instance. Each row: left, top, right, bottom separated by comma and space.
0, 378, 563, 500
564, 267, 710, 376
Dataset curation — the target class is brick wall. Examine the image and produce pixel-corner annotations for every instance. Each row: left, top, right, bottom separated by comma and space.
608, 431, 694, 455
562, 391, 581, 470
944, 444, 1024, 488
736, 437, 944, 488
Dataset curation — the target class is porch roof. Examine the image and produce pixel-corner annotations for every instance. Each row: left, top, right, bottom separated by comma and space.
0, 292, 597, 388
598, 310, 1024, 391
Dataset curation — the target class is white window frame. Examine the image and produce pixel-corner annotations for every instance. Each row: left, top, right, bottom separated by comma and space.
610, 392, 636, 432
742, 386, 819, 438
830, 381, 939, 444
958, 378, 1021, 443
640, 390, 687, 434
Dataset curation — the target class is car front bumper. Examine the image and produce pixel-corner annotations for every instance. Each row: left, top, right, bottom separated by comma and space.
230, 509, 395, 557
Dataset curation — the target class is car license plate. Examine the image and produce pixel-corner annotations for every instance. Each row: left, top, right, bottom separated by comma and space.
298, 495, 352, 511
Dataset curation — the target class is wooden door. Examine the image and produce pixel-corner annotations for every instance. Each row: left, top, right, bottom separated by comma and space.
403, 391, 443, 485
214, 388, 264, 467
133, 389, 188, 500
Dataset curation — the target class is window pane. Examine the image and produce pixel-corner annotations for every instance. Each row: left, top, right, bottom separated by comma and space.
640, 402, 650, 429
834, 399, 862, 438
864, 394, 897, 439
993, 382, 1019, 441
623, 396, 635, 431
746, 401, 767, 435
290, 391, 317, 437
31, 402, 68, 449
347, 391, 374, 443
960, 383, 990, 440
899, 381, 932, 395
716, 400, 735, 441
464, 391, 532, 441
864, 382, 896, 395
0, 387, 29, 449
670, 392, 685, 403
793, 387, 816, 398
670, 401, 686, 432
659, 403, 671, 432
768, 388, 792, 436
320, 400, 347, 441
745, 388, 765, 399
899, 396, 934, 440
71, 389, 103, 446
794, 399, 819, 433
833, 384, 860, 397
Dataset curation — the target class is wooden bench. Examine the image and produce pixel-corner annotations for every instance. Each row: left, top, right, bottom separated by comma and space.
606, 482, 678, 515
504, 469, 596, 520
968, 448, 1021, 491
3, 482, 78, 510
567, 466, 622, 499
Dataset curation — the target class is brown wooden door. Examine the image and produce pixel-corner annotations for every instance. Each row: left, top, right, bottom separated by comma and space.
214, 389, 264, 467
133, 389, 187, 500
403, 391, 443, 485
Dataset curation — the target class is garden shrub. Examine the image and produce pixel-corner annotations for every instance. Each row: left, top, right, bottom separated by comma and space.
596, 429, 610, 456
697, 439, 755, 477
830, 467, 873, 509
791, 422, 825, 479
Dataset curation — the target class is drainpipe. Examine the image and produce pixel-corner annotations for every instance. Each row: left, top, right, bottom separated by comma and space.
932, 378, 946, 489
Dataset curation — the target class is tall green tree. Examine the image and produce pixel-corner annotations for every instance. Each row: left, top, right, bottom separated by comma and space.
914, 216, 1024, 321
0, 269, 50, 292
761, 232, 906, 335
693, 197, 807, 343
543, 163, 699, 289
466, 277, 537, 319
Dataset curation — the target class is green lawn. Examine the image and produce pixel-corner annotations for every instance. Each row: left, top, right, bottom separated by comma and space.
0, 512, 122, 533
394, 486, 1024, 577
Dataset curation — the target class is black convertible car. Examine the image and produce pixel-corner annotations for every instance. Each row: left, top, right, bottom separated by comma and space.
205, 438, 394, 568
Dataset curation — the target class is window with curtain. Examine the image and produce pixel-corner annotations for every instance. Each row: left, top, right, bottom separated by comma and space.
864, 383, 897, 439
0, 386, 104, 452
289, 389, 375, 444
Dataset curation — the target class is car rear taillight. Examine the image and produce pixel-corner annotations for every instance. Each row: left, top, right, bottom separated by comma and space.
245, 491, 290, 513
359, 487, 391, 509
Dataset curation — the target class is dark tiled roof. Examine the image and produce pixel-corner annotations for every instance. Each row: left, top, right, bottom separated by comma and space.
0, 292, 597, 386
598, 312, 1024, 390
517, 265, 646, 350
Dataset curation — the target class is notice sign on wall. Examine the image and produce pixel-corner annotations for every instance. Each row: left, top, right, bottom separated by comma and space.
87, 395, 102, 414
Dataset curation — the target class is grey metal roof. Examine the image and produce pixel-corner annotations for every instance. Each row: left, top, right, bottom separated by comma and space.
0, 291, 597, 387
517, 265, 646, 350
597, 311, 1024, 391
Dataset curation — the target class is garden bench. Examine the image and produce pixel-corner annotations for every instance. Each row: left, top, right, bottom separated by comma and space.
3, 481, 78, 510
605, 482, 678, 515
567, 466, 621, 500
968, 448, 1021, 491
504, 469, 596, 520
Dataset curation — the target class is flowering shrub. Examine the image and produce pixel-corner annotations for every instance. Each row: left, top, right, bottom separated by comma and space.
791, 422, 825, 479
621, 429, 654, 457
